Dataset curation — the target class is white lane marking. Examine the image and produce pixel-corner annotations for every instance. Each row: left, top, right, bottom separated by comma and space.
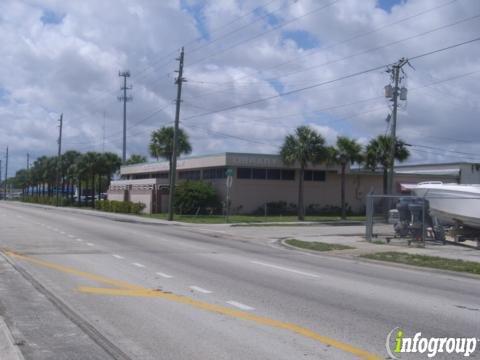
76, 238, 83, 242
250, 260, 320, 278
226, 301, 255, 311
189, 286, 212, 294
86, 242, 94, 247
60, 231, 66, 235
132, 262, 146, 268
67, 234, 75, 238
112, 254, 124, 260
156, 272, 173, 279
53, 228, 59, 231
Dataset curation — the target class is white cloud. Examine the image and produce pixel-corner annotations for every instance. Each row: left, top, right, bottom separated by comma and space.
1, 0, 479, 176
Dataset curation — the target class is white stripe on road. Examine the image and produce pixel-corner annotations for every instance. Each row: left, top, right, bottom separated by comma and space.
156, 272, 173, 279
86, 242, 94, 247
76, 238, 83, 242
189, 286, 212, 294
60, 231, 66, 235
112, 254, 124, 260
132, 262, 145, 268
250, 260, 320, 278
67, 234, 75, 238
226, 301, 255, 311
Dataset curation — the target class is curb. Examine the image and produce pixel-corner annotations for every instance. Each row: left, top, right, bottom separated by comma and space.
0, 317, 24, 360
279, 239, 480, 281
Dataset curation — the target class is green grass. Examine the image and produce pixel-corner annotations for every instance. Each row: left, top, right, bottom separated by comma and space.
361, 252, 480, 275
284, 238, 355, 251
142, 214, 365, 224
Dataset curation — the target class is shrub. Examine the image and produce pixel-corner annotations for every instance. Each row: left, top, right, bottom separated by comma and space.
174, 180, 220, 215
253, 201, 297, 216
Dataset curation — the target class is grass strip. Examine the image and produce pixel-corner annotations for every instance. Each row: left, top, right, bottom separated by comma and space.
143, 214, 365, 224
285, 239, 355, 251
361, 251, 480, 275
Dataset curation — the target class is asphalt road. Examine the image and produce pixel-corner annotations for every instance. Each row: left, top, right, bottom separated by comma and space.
0, 202, 479, 360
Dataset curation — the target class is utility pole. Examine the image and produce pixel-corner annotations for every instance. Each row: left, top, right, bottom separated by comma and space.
4, 146, 8, 200
0, 159, 2, 199
118, 71, 132, 163
168, 47, 186, 221
27, 153, 30, 170
56, 114, 63, 207
385, 58, 409, 197
102, 111, 106, 153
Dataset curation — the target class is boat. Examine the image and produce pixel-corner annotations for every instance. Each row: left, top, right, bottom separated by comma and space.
412, 182, 480, 230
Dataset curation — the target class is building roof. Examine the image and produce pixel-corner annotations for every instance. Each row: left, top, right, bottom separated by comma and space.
120, 152, 342, 175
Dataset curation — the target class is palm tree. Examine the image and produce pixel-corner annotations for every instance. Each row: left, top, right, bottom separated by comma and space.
62, 150, 81, 202
77, 152, 99, 207
329, 136, 363, 219
280, 126, 328, 221
149, 126, 192, 181
98, 152, 122, 198
365, 135, 410, 194
125, 154, 147, 165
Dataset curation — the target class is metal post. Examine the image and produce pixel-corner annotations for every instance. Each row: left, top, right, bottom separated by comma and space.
168, 47, 185, 221
366, 193, 373, 242
118, 71, 132, 163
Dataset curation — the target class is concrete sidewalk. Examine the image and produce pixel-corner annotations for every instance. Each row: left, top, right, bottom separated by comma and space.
0, 317, 24, 360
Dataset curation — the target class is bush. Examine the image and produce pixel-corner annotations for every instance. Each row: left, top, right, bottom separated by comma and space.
175, 180, 220, 215
95, 200, 144, 214
253, 201, 297, 216
306, 204, 352, 216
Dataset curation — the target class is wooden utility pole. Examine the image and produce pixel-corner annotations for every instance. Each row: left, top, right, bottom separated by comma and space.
168, 47, 185, 221
56, 114, 63, 206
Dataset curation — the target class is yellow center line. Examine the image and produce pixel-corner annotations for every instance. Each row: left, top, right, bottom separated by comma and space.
4, 250, 381, 360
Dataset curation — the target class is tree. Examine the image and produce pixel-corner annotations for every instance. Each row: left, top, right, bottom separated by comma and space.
62, 150, 81, 202
174, 180, 219, 215
329, 136, 363, 219
280, 126, 328, 221
149, 126, 192, 181
365, 135, 410, 194
125, 154, 147, 165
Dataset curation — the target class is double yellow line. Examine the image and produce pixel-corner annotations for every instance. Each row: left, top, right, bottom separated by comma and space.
4, 250, 381, 360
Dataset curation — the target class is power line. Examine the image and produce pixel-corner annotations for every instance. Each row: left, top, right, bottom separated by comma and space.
185, 0, 340, 68
218, 11, 480, 85
187, 0, 458, 88
181, 36, 480, 121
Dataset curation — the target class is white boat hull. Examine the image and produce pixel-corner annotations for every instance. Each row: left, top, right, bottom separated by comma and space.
413, 183, 480, 230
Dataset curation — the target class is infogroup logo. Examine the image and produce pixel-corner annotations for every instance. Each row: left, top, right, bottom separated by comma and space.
386, 327, 478, 358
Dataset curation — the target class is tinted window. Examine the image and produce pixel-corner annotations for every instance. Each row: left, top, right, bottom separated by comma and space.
237, 167, 252, 179
281, 170, 295, 180
267, 169, 281, 180
203, 167, 227, 179
304, 170, 313, 181
313, 170, 326, 181
252, 168, 266, 179
179, 170, 201, 180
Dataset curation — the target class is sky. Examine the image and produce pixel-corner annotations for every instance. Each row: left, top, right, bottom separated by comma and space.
0, 0, 479, 176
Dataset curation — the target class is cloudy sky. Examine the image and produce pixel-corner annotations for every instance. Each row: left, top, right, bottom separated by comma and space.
1, 0, 479, 175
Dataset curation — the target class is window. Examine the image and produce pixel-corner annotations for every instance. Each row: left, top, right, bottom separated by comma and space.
304, 170, 326, 182
281, 170, 295, 180
154, 172, 169, 179
203, 167, 227, 179
237, 167, 252, 179
252, 168, 266, 179
179, 170, 201, 180
267, 169, 281, 180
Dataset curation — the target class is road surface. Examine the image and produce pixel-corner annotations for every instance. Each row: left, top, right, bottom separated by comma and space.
0, 202, 478, 359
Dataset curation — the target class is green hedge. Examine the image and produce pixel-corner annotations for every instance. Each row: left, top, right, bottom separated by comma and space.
95, 200, 145, 214
22, 195, 74, 207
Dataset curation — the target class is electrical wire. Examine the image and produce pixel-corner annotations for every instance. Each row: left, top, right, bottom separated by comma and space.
180, 36, 480, 121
